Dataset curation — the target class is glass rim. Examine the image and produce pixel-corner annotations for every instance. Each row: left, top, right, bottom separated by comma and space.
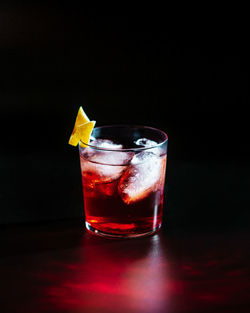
79, 124, 168, 152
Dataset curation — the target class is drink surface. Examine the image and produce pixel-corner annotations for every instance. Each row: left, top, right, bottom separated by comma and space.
80, 138, 167, 236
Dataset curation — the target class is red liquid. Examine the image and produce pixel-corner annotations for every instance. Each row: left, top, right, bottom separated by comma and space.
80, 154, 167, 237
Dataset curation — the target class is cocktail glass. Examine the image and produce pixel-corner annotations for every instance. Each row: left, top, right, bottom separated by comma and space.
79, 125, 168, 238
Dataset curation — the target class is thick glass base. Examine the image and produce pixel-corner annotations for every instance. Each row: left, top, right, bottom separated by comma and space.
85, 221, 161, 239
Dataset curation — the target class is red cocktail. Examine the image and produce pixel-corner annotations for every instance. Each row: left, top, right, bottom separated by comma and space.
79, 125, 168, 238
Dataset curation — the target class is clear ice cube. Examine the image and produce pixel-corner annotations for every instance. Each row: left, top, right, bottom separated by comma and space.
134, 137, 163, 156
90, 138, 123, 149
131, 151, 155, 165
118, 151, 164, 204
81, 147, 134, 183
134, 138, 158, 148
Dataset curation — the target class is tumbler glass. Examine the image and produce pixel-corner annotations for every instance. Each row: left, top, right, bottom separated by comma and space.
79, 125, 168, 238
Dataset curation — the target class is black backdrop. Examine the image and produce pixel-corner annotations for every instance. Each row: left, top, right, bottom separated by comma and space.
1, 3, 249, 231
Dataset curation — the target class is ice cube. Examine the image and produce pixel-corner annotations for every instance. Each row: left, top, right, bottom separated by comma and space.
134, 138, 157, 148
80, 149, 134, 183
83, 149, 134, 166
134, 138, 163, 156
131, 151, 155, 165
118, 152, 164, 204
90, 139, 123, 150
96, 180, 118, 196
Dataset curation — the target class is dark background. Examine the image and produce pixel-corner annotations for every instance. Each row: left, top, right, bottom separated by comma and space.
1, 3, 249, 232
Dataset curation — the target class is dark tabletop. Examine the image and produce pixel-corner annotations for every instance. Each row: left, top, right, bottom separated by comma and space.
1, 154, 250, 313
1, 220, 249, 313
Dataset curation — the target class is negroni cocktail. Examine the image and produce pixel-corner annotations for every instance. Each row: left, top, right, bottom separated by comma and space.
79, 125, 168, 238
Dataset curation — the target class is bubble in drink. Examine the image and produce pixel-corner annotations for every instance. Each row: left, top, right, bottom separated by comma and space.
118, 152, 164, 204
